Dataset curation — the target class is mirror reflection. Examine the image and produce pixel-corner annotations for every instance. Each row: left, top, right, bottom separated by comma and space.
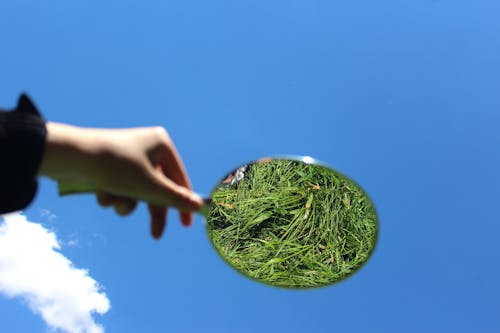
206, 157, 378, 289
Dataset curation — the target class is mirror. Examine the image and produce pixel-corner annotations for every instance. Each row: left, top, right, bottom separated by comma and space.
205, 156, 378, 289
58, 156, 378, 289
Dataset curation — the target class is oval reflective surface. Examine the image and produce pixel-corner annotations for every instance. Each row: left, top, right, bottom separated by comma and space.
205, 157, 378, 289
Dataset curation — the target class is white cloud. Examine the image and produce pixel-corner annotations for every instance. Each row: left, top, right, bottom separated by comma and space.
40, 208, 57, 221
0, 212, 110, 333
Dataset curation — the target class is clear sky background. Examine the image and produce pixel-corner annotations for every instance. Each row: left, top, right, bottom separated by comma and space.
1, 0, 499, 332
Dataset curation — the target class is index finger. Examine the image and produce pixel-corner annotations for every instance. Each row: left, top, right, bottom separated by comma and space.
153, 133, 198, 226
158, 138, 192, 191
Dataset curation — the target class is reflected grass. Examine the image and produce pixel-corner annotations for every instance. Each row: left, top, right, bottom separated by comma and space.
206, 159, 377, 289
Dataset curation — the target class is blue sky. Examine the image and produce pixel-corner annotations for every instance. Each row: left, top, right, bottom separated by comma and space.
1, 0, 499, 332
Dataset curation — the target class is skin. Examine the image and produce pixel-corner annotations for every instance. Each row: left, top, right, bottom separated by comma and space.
38, 122, 203, 239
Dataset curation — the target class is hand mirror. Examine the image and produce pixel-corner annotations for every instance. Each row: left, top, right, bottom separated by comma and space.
59, 156, 378, 289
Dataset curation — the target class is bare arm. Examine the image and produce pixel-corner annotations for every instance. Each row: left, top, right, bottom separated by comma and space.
39, 122, 203, 238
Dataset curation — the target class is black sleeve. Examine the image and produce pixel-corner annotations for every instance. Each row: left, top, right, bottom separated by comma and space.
0, 94, 47, 214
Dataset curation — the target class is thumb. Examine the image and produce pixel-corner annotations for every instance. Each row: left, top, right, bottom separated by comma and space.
148, 172, 203, 212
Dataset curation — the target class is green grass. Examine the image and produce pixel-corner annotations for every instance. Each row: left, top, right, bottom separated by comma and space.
206, 159, 378, 289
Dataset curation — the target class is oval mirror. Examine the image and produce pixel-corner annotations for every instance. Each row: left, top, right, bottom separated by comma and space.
204, 156, 378, 289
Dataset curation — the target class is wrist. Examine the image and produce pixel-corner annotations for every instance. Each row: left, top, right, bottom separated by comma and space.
39, 122, 102, 182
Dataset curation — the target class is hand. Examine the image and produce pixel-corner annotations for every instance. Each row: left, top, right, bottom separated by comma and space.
39, 122, 203, 239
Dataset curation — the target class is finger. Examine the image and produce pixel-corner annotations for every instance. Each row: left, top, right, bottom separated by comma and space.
155, 134, 193, 191
145, 164, 202, 212
97, 192, 114, 207
179, 211, 193, 227
97, 192, 137, 215
148, 204, 167, 239
149, 175, 203, 212
113, 199, 138, 216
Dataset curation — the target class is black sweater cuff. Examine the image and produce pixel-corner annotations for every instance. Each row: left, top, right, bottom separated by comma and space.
0, 94, 47, 214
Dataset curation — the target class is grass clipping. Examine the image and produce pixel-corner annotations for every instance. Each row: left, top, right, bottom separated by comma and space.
206, 159, 378, 289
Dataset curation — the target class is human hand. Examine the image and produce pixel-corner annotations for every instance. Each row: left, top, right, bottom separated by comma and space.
39, 122, 203, 239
